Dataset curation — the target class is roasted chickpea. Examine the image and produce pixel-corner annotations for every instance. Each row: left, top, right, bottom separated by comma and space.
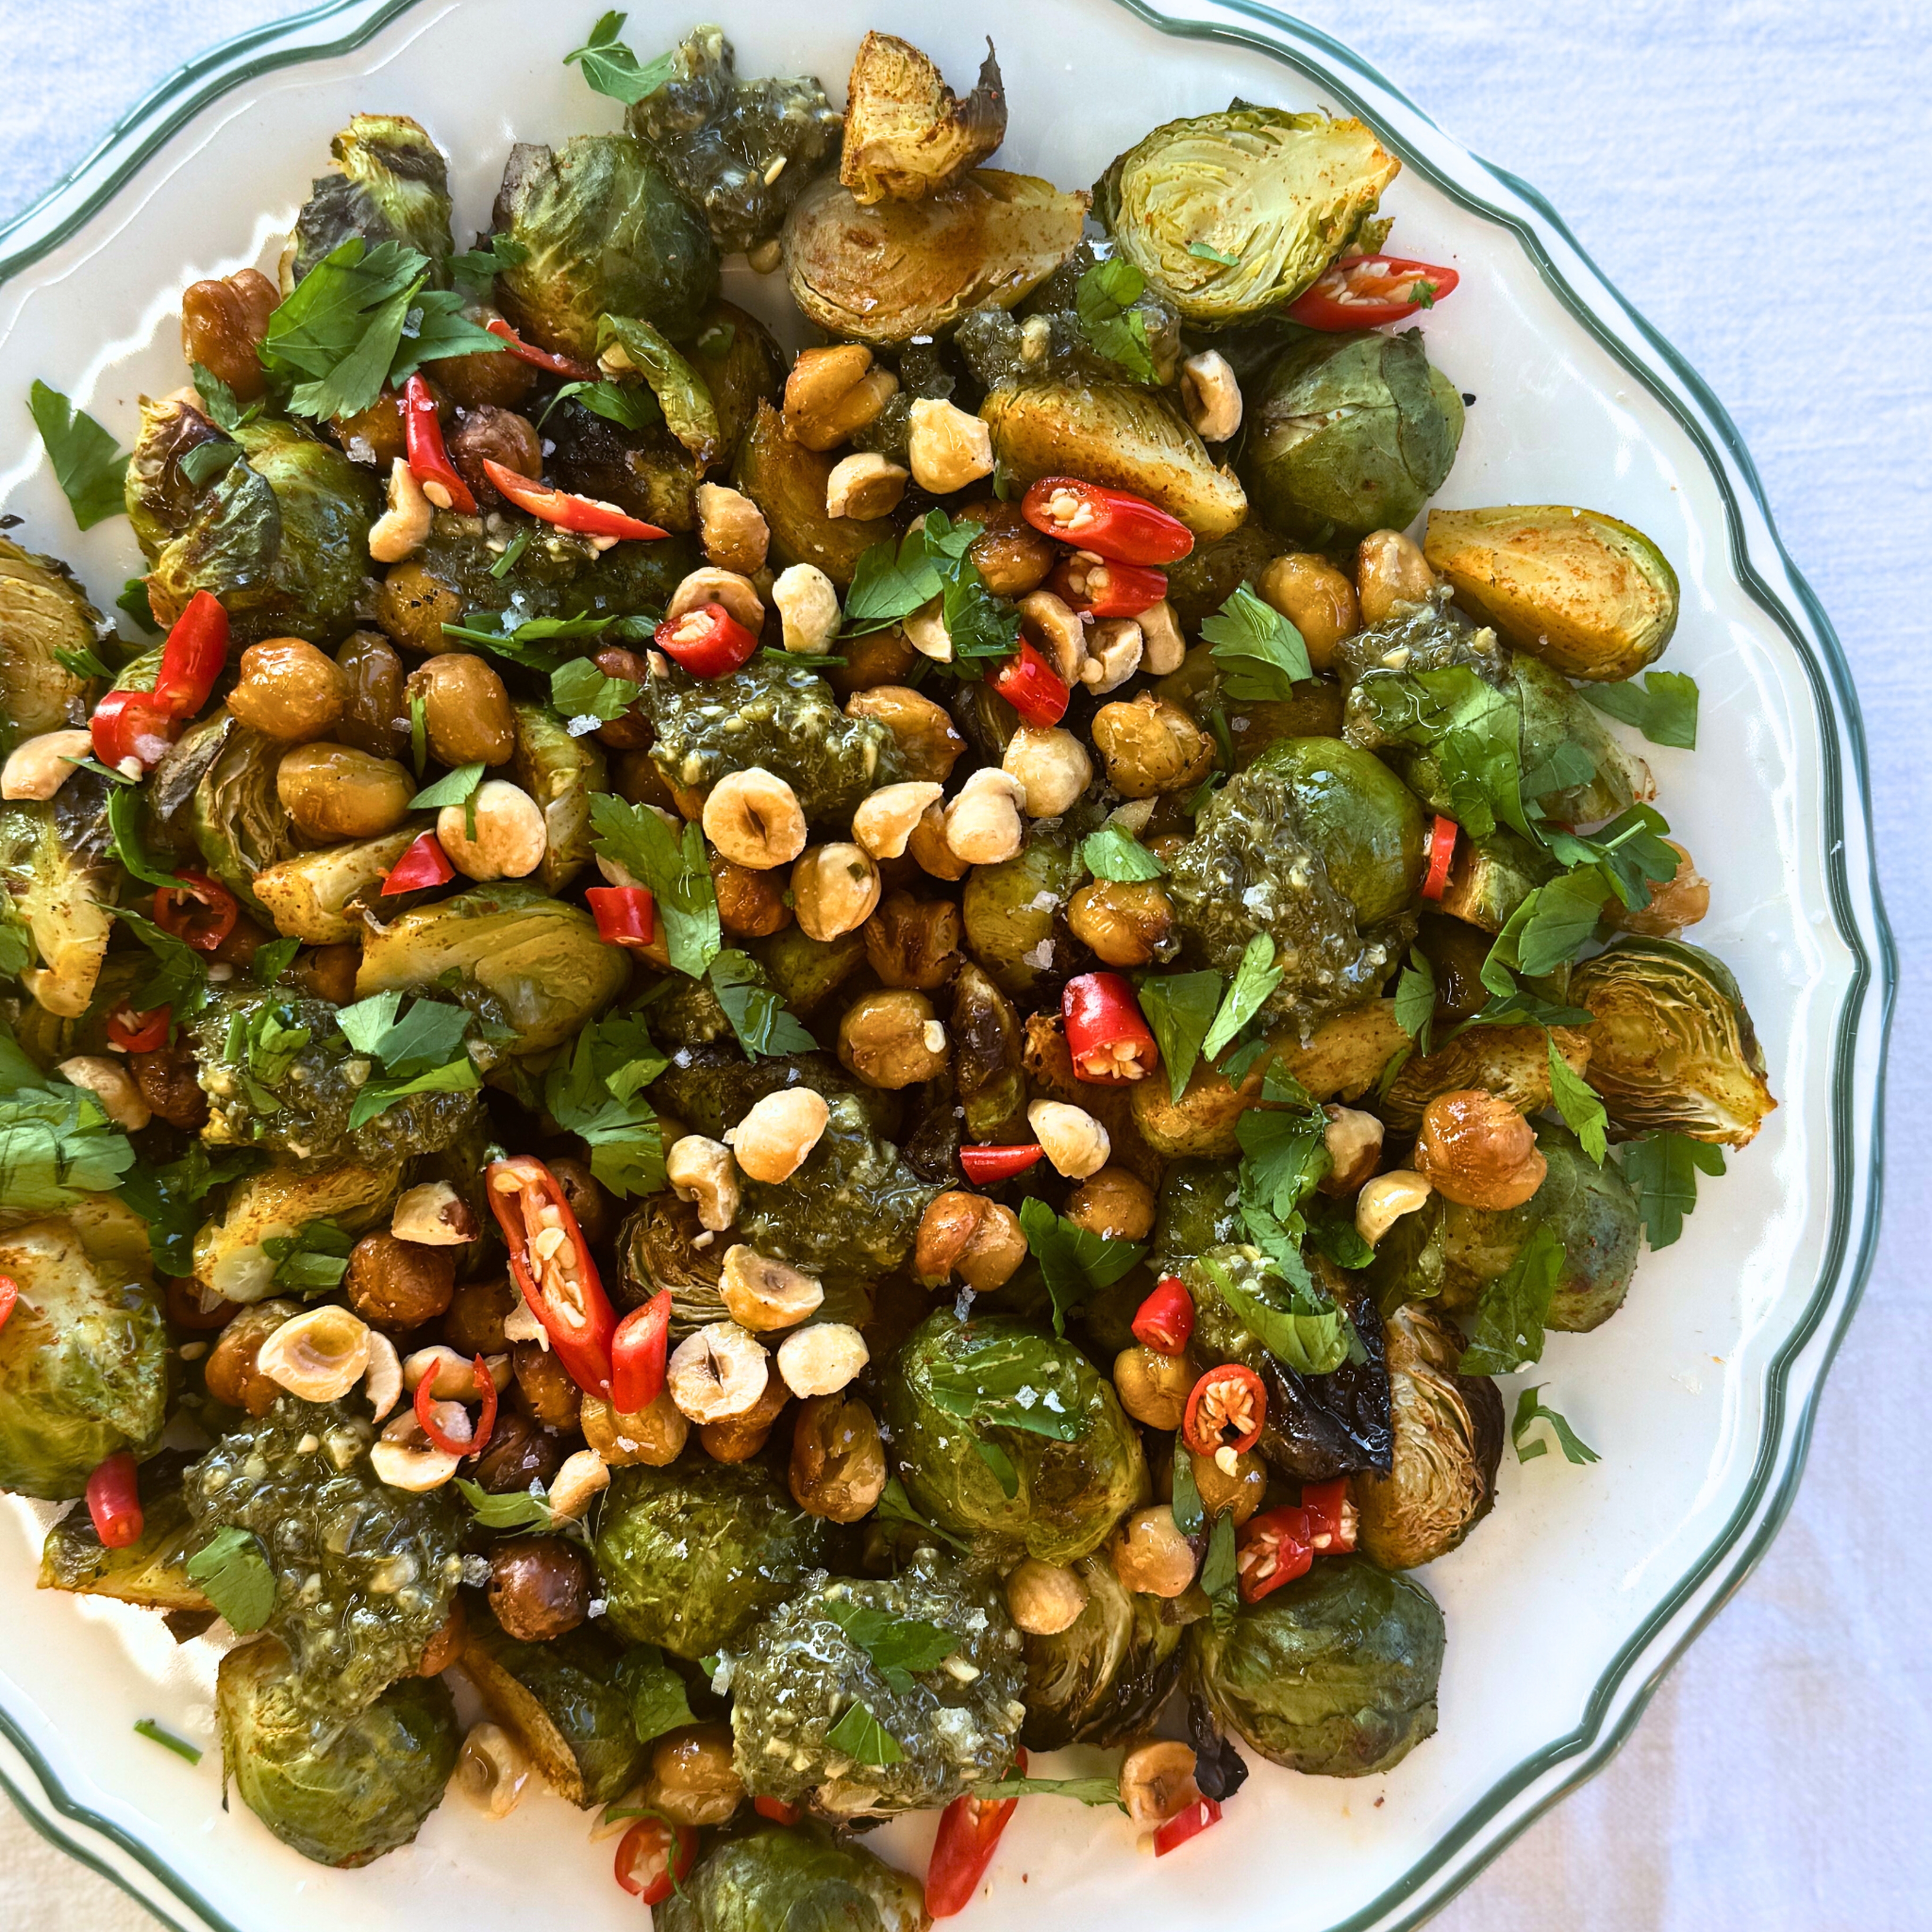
545, 1156, 613, 1251
333, 389, 408, 467
581, 1387, 688, 1466
343, 1231, 456, 1332
1112, 1345, 1193, 1430
907, 800, 970, 881
958, 500, 1056, 598
290, 941, 359, 1006
513, 1339, 583, 1432
275, 743, 413, 841
407, 653, 517, 768
1609, 839, 1710, 938
1090, 695, 1214, 799
789, 1391, 888, 1522
1004, 1558, 1088, 1636
792, 843, 881, 942
646, 1725, 743, 1827
826, 627, 918, 697
434, 341, 537, 409
1068, 879, 1174, 968
374, 558, 463, 655
486, 1536, 591, 1641
1189, 1444, 1266, 1525
1356, 529, 1436, 625
843, 686, 966, 783
783, 344, 895, 450
226, 639, 350, 742
1258, 553, 1360, 669
699, 1368, 791, 1463
914, 1190, 1027, 1292
1112, 1506, 1198, 1598
180, 268, 278, 401
205, 1301, 300, 1416
864, 891, 961, 991
130, 1042, 207, 1131
1413, 1090, 1547, 1209
1066, 1167, 1156, 1241
445, 1275, 519, 1356
469, 1407, 565, 1493
334, 630, 409, 759
418, 1597, 467, 1677
448, 406, 542, 506
838, 988, 948, 1089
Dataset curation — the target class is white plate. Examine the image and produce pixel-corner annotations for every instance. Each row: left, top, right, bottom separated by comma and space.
0, 3, 1893, 1929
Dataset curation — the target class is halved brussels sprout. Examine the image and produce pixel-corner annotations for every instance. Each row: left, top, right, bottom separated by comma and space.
1424, 505, 1680, 681
1570, 938, 1776, 1145
1241, 330, 1463, 549
729, 1549, 1024, 1819
288, 114, 454, 290
658, 1822, 928, 1932
1353, 1302, 1503, 1571
249, 825, 419, 943
981, 379, 1248, 540
0, 772, 116, 1019
1152, 1158, 1244, 1268
0, 537, 102, 751
841, 33, 1006, 204
192, 1156, 402, 1304
1381, 1022, 1590, 1133
616, 1193, 727, 1335
1511, 651, 1651, 827
951, 959, 1027, 1141
355, 883, 627, 1055
595, 1457, 831, 1661
181, 714, 300, 919
733, 400, 896, 586
0, 1216, 167, 1500
884, 1311, 1148, 1564
509, 702, 605, 892
783, 168, 1086, 346
461, 1607, 646, 1807
186, 1397, 464, 1719
1188, 1557, 1443, 1776
1020, 1549, 1184, 1751
961, 824, 1081, 997
39, 1452, 207, 1609
492, 134, 720, 358
218, 1637, 458, 1868
1096, 108, 1399, 324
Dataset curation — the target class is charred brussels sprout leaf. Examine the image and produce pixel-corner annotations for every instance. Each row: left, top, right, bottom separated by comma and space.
1096, 109, 1399, 324
1020, 1550, 1183, 1752
841, 33, 1007, 205
0, 537, 106, 752
288, 115, 454, 289
493, 134, 720, 359
191, 1156, 401, 1306
594, 1457, 829, 1661
509, 700, 607, 892
180, 715, 299, 920
1188, 1557, 1443, 1777
218, 1637, 458, 1868
728, 1550, 1024, 1818
658, 1821, 929, 1932
39, 1452, 207, 1609
0, 771, 117, 1019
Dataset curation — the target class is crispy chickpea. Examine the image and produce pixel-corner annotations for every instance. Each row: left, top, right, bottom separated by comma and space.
864, 891, 960, 991
205, 1301, 301, 1416
334, 630, 409, 759
1090, 695, 1214, 799
447, 406, 541, 506
445, 1275, 519, 1356
374, 558, 463, 655
275, 743, 413, 841
1066, 1167, 1156, 1241
958, 500, 1057, 598
907, 800, 970, 881
581, 1387, 689, 1466
514, 1340, 583, 1432
343, 1231, 456, 1332
226, 639, 350, 741
1356, 529, 1436, 625
407, 653, 517, 768
469, 1407, 565, 1493
418, 1597, 467, 1677
1068, 879, 1173, 968
130, 1042, 207, 1131
1413, 1090, 1548, 1209
291, 941, 360, 1006
1004, 1558, 1089, 1636
789, 1391, 888, 1522
792, 843, 881, 941
333, 390, 408, 467
1111, 1345, 1193, 1430
1189, 1444, 1266, 1525
827, 627, 918, 697
914, 1190, 1027, 1292
487, 1536, 591, 1641
843, 686, 966, 783
180, 268, 278, 401
546, 1156, 613, 1250
838, 988, 948, 1089
645, 1726, 743, 1828
1258, 553, 1360, 670
434, 342, 537, 409
709, 850, 792, 937
1112, 1506, 1198, 1598
699, 1368, 791, 1463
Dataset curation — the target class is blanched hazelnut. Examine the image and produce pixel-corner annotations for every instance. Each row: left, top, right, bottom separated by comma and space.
702, 767, 807, 870
727, 1088, 829, 1183
838, 989, 948, 1090
391, 1179, 477, 1246
783, 344, 895, 450
1, 729, 94, 801
1080, 617, 1143, 694
1120, 1741, 1201, 1831
1413, 1090, 1547, 1209
257, 1304, 371, 1403
1065, 1166, 1156, 1241
581, 1388, 688, 1466
775, 1322, 869, 1398
1028, 1099, 1110, 1179
853, 780, 944, 860
1137, 599, 1186, 675
791, 842, 882, 941
1016, 589, 1087, 685
1319, 1105, 1385, 1197
944, 766, 1025, 865
368, 457, 432, 562
1005, 1558, 1088, 1636
666, 1134, 740, 1232
666, 1321, 770, 1424
668, 566, 764, 634
901, 596, 951, 663
1180, 350, 1242, 442
438, 780, 547, 881
1356, 1169, 1434, 1247
695, 482, 769, 575
547, 1449, 611, 1523
915, 1191, 1028, 1292
1112, 1345, 1193, 1430
1001, 727, 1091, 818
907, 397, 995, 494
772, 563, 841, 654
826, 451, 908, 519
54, 1055, 150, 1131
719, 1245, 824, 1331
1112, 1507, 1197, 1597
1356, 528, 1437, 625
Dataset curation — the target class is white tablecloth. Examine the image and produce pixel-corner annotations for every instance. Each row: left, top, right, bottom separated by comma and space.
0, 1, 1923, 1925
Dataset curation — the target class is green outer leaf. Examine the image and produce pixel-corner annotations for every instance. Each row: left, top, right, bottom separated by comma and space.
1546, 1033, 1608, 1161
1137, 969, 1224, 1102
1082, 824, 1166, 883
1511, 1385, 1601, 1466
1617, 1132, 1725, 1249
1458, 1222, 1565, 1374
1580, 670, 1699, 749
185, 1527, 275, 1632
598, 315, 719, 463
28, 380, 127, 529
1200, 583, 1312, 699
1201, 934, 1282, 1059
874, 1474, 967, 1553
823, 1699, 904, 1768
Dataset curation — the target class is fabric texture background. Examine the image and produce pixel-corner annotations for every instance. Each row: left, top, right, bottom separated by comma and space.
0, 1, 1923, 1926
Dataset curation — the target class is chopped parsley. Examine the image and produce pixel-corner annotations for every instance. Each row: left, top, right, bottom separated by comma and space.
27, 381, 126, 529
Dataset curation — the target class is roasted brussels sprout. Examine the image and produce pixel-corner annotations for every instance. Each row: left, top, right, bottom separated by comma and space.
0, 537, 103, 751
0, 770, 116, 1019
658, 1822, 929, 1932
981, 379, 1247, 540
1096, 108, 1399, 324
249, 825, 418, 943
951, 959, 1027, 1141
126, 401, 380, 642
841, 33, 1006, 204
626, 26, 842, 254
1152, 1158, 1244, 1267
960, 824, 1081, 997
508, 701, 605, 892
1353, 1302, 1503, 1570
1381, 1022, 1588, 1133
1188, 1557, 1443, 1776
1570, 938, 1777, 1145
287, 114, 453, 289
728, 1549, 1024, 1818
185, 1398, 464, 1717
0, 1216, 167, 1500
176, 714, 300, 919
594, 1457, 830, 1660
617, 1193, 727, 1335
492, 134, 717, 358
461, 1607, 647, 1807
355, 883, 626, 1055
783, 168, 1086, 346
191, 1155, 402, 1305
1510, 651, 1651, 827
1020, 1550, 1183, 1751
1424, 504, 1680, 681
39, 1452, 207, 1609
884, 1311, 1148, 1563
218, 1637, 458, 1867
1241, 330, 1464, 549
733, 401, 896, 587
